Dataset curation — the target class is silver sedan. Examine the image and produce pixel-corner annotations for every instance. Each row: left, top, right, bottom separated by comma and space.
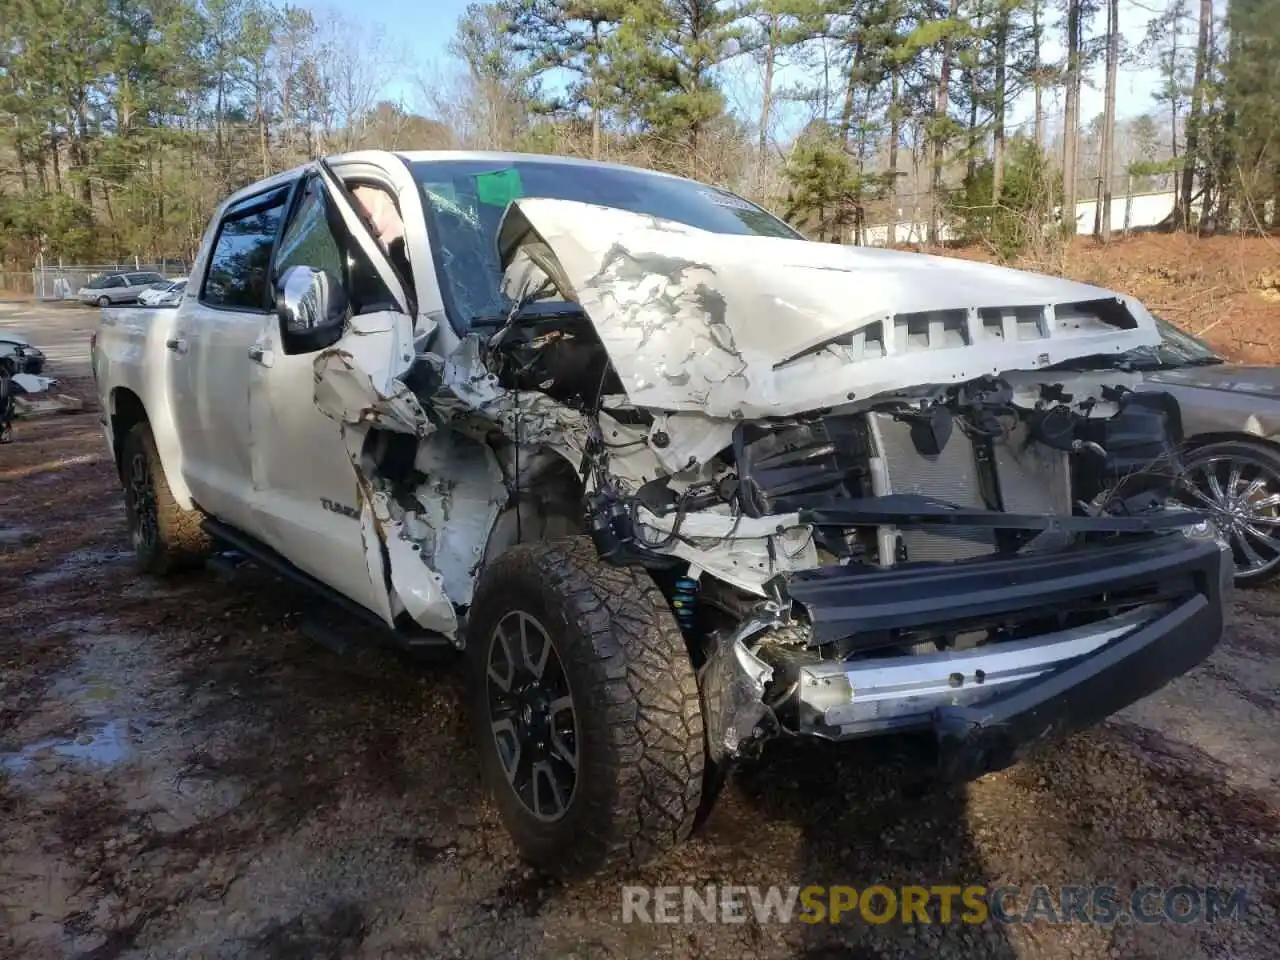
77, 271, 167, 306
1133, 320, 1280, 585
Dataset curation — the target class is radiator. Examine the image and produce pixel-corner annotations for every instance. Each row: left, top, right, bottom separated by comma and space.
866, 413, 1071, 563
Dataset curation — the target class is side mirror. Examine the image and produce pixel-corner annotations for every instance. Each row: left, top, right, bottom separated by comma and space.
276, 265, 348, 341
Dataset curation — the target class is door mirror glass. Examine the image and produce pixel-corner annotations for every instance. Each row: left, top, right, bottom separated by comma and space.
276, 265, 348, 338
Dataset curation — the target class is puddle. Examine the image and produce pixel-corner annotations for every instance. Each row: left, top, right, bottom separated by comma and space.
0, 524, 41, 551
2, 719, 133, 772
27, 547, 133, 588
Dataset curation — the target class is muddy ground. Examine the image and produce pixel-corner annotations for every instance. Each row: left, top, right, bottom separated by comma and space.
1, 307, 1278, 959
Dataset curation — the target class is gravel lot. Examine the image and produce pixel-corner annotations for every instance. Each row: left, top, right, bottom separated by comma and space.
1, 302, 1277, 959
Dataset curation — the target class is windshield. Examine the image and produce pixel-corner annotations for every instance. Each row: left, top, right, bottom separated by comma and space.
408, 158, 801, 332
1130, 317, 1225, 369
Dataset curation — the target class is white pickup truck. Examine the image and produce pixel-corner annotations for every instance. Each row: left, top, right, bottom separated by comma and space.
92, 150, 1230, 878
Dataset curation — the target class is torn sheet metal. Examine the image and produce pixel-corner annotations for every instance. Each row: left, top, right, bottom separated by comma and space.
700, 612, 780, 762
401, 432, 506, 607
502, 198, 1164, 419
311, 319, 592, 638
313, 312, 425, 433
440, 333, 594, 470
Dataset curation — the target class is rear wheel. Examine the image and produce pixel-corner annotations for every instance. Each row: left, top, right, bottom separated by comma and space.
467, 537, 705, 879
120, 422, 211, 574
1182, 439, 1280, 586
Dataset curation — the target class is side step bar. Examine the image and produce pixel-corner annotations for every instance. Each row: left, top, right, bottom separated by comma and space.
201, 518, 455, 657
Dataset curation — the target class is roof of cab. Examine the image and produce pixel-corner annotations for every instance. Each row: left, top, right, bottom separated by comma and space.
215, 148, 700, 215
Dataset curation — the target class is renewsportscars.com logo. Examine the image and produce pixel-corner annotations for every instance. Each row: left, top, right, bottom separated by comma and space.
621, 884, 1252, 926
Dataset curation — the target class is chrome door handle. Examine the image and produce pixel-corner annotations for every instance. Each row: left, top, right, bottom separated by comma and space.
247, 344, 275, 367
165, 337, 187, 354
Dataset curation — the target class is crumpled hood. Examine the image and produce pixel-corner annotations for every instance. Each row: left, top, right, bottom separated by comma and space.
503, 198, 1162, 418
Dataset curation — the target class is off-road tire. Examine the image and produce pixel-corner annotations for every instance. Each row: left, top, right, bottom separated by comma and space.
467, 537, 705, 879
120, 422, 211, 574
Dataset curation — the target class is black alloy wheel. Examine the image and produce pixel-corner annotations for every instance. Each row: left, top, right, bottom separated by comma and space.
125, 444, 160, 556
485, 610, 580, 822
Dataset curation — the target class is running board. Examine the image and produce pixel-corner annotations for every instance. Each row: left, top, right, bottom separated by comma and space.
200, 518, 455, 657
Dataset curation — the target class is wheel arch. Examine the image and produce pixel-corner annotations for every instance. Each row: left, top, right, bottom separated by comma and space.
1183, 430, 1280, 454
109, 386, 196, 509
482, 448, 587, 568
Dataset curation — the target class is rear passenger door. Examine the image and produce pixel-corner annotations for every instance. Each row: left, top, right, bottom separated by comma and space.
172, 183, 294, 529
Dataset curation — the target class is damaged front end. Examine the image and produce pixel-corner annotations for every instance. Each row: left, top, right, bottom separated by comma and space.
630, 384, 1229, 773
313, 184, 1227, 780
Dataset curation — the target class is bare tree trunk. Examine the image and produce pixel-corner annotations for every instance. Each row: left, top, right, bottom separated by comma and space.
74, 96, 92, 205
1032, 0, 1045, 148
1063, 0, 1082, 231
1198, 14, 1218, 228
1124, 174, 1134, 234
50, 138, 62, 194
1180, 0, 1212, 227
1169, 29, 1180, 163
590, 21, 602, 160
258, 87, 270, 178
930, 0, 960, 244
1099, 0, 1119, 241
839, 38, 865, 146
992, 14, 1009, 204
964, 6, 984, 188
758, 13, 779, 157
887, 67, 900, 247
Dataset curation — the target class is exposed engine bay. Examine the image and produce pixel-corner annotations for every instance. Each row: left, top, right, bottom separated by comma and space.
311, 196, 1224, 763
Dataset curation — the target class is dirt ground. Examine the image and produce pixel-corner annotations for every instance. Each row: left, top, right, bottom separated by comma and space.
943, 232, 1280, 364
2, 284, 1279, 959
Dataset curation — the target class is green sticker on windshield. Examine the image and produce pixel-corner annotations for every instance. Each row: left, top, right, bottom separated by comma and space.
475, 168, 524, 207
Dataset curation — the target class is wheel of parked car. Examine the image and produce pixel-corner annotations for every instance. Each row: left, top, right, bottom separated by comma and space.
96, 295, 111, 307
1183, 439, 1280, 586
120, 422, 211, 574
466, 537, 705, 879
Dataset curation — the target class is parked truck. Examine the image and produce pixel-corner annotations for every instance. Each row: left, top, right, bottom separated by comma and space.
92, 150, 1231, 879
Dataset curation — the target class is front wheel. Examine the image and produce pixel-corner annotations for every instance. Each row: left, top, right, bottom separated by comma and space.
466, 538, 705, 879
96, 295, 110, 307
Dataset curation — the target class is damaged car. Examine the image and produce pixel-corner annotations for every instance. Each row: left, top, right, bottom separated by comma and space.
92, 151, 1231, 879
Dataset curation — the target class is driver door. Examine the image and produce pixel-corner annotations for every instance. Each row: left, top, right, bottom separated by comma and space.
247, 169, 412, 621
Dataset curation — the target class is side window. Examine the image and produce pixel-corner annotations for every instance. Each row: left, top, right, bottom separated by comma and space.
349, 183, 414, 299
201, 188, 289, 311
273, 176, 395, 316
273, 178, 345, 282
104, 276, 125, 289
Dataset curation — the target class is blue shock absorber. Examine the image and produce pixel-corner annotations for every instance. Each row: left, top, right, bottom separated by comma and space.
671, 576, 698, 634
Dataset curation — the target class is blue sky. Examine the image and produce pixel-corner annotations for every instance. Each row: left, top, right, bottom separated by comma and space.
321, 0, 1163, 142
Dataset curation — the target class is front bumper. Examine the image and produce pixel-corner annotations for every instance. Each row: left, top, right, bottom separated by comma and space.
770, 533, 1228, 776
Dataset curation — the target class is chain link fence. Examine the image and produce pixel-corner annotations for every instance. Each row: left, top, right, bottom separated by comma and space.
28, 260, 189, 300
